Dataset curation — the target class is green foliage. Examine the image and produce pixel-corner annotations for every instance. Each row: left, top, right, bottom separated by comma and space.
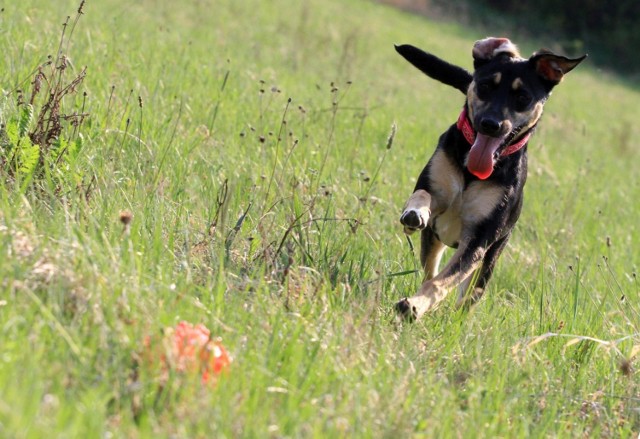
18, 103, 33, 138
0, 5, 88, 193
2, 109, 40, 183
1, 105, 85, 190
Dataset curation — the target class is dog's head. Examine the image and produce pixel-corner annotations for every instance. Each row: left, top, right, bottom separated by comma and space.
395, 38, 586, 179
465, 37, 586, 178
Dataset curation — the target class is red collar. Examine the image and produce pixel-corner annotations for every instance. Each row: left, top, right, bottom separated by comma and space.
456, 108, 531, 156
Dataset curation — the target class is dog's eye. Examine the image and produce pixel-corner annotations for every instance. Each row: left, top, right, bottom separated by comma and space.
514, 92, 532, 111
476, 82, 492, 98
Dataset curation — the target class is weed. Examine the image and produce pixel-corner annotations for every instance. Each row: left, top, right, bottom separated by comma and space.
1, 2, 88, 192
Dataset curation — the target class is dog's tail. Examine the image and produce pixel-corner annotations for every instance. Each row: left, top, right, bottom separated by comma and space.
395, 44, 473, 95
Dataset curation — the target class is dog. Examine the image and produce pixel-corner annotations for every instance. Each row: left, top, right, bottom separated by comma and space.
394, 37, 586, 321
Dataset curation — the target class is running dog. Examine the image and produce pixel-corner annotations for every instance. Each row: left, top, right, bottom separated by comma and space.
395, 37, 586, 321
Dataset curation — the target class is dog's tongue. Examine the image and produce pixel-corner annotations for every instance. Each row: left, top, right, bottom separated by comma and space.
467, 133, 503, 180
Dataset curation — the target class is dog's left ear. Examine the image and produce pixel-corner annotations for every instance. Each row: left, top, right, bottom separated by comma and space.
472, 37, 520, 69
530, 50, 587, 84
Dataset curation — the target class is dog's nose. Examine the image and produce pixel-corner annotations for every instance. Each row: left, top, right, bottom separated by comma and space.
480, 118, 502, 135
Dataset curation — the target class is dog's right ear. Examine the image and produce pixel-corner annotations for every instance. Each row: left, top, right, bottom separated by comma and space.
395, 44, 473, 95
472, 37, 521, 69
530, 50, 587, 85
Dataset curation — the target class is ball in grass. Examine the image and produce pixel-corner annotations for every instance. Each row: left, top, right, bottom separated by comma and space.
144, 321, 232, 386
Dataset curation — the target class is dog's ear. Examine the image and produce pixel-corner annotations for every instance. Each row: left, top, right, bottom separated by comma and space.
530, 50, 587, 84
395, 44, 473, 95
472, 37, 520, 68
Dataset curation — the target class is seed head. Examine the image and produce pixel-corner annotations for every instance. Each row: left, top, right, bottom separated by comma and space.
386, 122, 397, 150
619, 358, 632, 377
119, 210, 133, 226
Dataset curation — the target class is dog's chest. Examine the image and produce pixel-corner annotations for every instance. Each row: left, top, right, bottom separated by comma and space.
429, 178, 505, 248
429, 196, 463, 247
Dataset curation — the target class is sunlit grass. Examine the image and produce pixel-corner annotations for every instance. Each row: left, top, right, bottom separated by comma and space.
0, 0, 638, 437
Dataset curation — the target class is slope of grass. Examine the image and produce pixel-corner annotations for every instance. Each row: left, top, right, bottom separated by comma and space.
0, 0, 638, 437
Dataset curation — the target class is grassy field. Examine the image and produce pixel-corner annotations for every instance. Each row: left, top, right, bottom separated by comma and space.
1, 0, 639, 437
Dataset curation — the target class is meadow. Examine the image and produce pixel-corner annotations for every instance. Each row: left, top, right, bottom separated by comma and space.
0, 0, 639, 437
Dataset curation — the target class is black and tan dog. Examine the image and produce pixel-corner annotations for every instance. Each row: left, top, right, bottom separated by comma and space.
395, 37, 585, 321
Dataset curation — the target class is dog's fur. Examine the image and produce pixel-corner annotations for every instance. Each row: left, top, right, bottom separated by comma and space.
395, 38, 586, 321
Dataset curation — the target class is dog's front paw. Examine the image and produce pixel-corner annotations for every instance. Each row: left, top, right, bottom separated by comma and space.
400, 208, 428, 235
394, 298, 418, 322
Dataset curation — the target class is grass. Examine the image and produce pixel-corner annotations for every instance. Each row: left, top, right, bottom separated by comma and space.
0, 0, 639, 437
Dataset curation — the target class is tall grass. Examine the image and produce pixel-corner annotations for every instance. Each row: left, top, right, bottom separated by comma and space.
0, 0, 638, 437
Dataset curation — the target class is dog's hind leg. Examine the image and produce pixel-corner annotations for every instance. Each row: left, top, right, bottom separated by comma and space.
396, 239, 486, 321
420, 227, 446, 280
456, 233, 511, 309
456, 268, 479, 305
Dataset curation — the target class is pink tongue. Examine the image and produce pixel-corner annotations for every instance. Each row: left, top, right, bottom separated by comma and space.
467, 133, 503, 180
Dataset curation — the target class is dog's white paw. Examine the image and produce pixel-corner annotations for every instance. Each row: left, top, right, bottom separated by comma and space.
400, 208, 428, 235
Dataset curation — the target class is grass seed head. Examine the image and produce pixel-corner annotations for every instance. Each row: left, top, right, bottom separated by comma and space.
119, 210, 133, 226
619, 358, 632, 377
386, 122, 397, 150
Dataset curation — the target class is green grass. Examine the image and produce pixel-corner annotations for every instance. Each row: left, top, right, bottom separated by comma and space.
1, 0, 639, 437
